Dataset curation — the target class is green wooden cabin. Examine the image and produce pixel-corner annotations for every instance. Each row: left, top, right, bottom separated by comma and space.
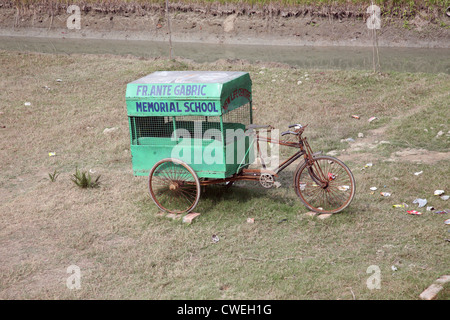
126, 71, 254, 179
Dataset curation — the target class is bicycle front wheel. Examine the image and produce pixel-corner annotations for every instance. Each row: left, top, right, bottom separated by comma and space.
294, 156, 355, 214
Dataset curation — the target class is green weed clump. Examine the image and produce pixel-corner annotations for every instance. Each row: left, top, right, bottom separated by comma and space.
48, 169, 60, 182
71, 167, 101, 189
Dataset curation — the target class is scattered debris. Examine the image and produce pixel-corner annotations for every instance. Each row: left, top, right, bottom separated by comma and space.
368, 116, 377, 123
393, 203, 408, 208
407, 210, 423, 215
413, 198, 427, 207
317, 213, 332, 220
183, 212, 200, 224
365, 163, 373, 168
391, 265, 398, 271
24, 102, 31, 106
419, 275, 450, 300
166, 213, 182, 220
434, 190, 445, 196
56, 79, 62, 82
357, 132, 364, 138
380, 192, 391, 197
211, 234, 220, 243
103, 127, 119, 134
246, 217, 255, 224
48, 152, 56, 157
370, 187, 378, 191
338, 185, 350, 191
351, 115, 360, 119
441, 195, 449, 201
426, 206, 435, 211
445, 219, 450, 225
278, 218, 288, 224
435, 210, 449, 214
414, 171, 423, 176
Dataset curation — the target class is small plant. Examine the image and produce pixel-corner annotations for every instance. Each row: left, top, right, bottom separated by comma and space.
48, 169, 60, 182
71, 167, 101, 189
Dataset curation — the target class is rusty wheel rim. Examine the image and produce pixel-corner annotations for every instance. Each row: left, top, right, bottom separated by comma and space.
295, 156, 355, 214
149, 159, 200, 214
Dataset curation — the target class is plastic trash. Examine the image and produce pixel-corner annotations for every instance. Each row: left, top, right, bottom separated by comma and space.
365, 163, 373, 168
441, 195, 449, 201
211, 234, 220, 243
24, 102, 31, 106
368, 116, 377, 123
380, 192, 391, 197
351, 115, 360, 119
426, 206, 435, 211
435, 210, 449, 214
391, 265, 398, 271
56, 79, 62, 82
445, 219, 450, 225
338, 185, 350, 191
48, 152, 56, 157
434, 190, 445, 196
246, 218, 255, 224
393, 204, 408, 208
414, 171, 423, 176
370, 187, 378, 191
413, 198, 427, 207
407, 210, 423, 215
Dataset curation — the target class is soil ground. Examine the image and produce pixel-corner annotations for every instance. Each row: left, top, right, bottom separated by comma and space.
1, 5, 449, 47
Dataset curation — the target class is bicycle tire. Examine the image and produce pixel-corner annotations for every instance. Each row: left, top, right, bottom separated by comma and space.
294, 155, 355, 214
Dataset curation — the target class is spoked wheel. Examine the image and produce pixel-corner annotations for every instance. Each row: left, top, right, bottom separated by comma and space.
148, 158, 201, 214
294, 156, 355, 214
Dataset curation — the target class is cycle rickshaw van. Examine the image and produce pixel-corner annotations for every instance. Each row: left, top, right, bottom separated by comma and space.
125, 71, 255, 181
126, 71, 356, 215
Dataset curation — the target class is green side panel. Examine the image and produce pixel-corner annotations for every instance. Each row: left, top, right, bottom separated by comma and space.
221, 73, 252, 114
131, 139, 228, 179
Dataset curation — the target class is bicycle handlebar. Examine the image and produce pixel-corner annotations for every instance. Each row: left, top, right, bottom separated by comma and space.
281, 130, 299, 136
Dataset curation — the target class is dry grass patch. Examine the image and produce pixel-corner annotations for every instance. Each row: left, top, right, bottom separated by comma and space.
0, 50, 449, 299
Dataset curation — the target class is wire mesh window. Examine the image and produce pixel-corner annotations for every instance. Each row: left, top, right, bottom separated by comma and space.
129, 103, 251, 145
222, 103, 252, 127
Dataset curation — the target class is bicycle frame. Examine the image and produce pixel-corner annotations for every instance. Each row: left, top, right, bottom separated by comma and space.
199, 126, 323, 186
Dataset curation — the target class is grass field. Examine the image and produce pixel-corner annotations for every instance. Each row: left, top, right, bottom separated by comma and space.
0, 50, 449, 299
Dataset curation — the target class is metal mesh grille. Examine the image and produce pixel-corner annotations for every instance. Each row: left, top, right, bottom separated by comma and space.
129, 103, 251, 145
223, 103, 252, 127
